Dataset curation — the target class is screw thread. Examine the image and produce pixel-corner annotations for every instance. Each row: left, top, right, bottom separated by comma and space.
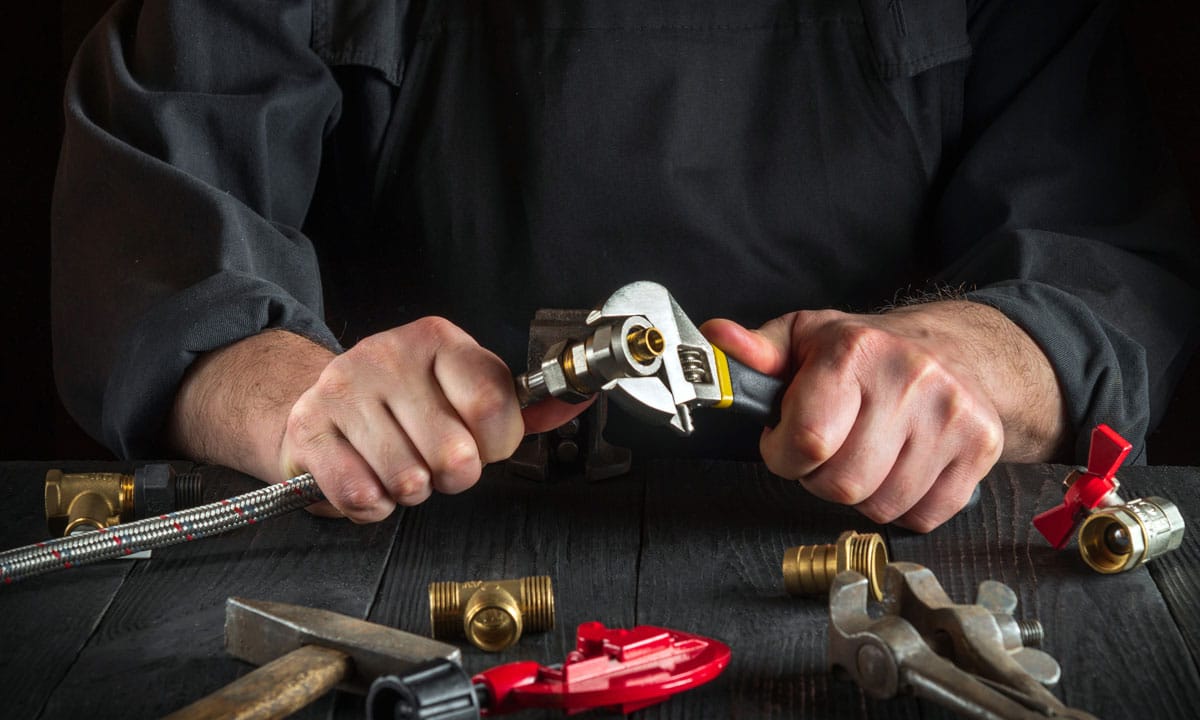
783, 531, 889, 600
428, 581, 462, 639
174, 472, 205, 508
1018, 620, 1044, 647
521, 575, 556, 632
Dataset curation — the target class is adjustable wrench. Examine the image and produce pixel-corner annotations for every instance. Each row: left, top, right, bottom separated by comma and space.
513, 280, 783, 435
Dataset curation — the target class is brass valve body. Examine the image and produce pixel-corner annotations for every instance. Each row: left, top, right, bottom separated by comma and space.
44, 471, 134, 536
783, 530, 889, 601
1078, 496, 1185, 573
428, 575, 555, 652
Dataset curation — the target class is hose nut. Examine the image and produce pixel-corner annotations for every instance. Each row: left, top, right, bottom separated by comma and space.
1078, 496, 1185, 573
428, 575, 555, 652
783, 531, 889, 601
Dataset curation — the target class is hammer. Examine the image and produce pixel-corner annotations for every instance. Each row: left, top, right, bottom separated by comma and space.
166, 597, 461, 720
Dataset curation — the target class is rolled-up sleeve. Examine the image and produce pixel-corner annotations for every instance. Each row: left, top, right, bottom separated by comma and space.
52, 0, 343, 458
937, 0, 1200, 461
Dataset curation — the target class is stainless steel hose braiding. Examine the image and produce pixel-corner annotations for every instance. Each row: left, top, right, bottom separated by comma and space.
0, 473, 324, 584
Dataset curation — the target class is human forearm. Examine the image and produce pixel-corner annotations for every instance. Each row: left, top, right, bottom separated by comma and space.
881, 300, 1068, 463
167, 329, 334, 483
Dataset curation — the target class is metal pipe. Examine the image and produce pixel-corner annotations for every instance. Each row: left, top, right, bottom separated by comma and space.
1, 474, 323, 585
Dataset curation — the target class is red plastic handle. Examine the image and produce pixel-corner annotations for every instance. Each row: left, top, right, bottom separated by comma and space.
476, 622, 731, 715
1032, 424, 1130, 549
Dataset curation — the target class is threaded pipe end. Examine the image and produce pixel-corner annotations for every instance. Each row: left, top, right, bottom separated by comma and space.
521, 575, 556, 632
838, 532, 888, 601
174, 472, 204, 508
428, 581, 462, 639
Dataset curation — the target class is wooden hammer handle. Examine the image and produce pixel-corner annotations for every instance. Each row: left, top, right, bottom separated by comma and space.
164, 644, 352, 720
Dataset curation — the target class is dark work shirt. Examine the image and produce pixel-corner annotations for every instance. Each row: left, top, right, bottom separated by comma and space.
52, 0, 1200, 463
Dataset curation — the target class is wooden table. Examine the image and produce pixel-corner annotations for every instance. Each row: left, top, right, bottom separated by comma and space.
2, 459, 1197, 719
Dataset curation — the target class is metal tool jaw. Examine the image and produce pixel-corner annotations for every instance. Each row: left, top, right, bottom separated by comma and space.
585, 281, 726, 435
828, 563, 1096, 720
511, 280, 724, 435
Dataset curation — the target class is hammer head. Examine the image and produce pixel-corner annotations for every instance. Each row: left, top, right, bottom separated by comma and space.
225, 597, 462, 694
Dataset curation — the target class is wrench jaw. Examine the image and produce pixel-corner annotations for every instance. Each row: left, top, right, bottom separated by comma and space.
828, 563, 1095, 720
588, 281, 725, 436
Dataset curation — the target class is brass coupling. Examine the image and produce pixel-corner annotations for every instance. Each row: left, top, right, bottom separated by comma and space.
783, 531, 889, 601
1078, 496, 1185, 574
428, 575, 555, 652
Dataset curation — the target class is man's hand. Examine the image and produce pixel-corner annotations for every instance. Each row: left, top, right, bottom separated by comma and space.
168, 320, 584, 522
701, 301, 1068, 531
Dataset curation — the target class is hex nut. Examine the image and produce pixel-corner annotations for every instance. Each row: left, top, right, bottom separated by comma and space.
134, 464, 176, 517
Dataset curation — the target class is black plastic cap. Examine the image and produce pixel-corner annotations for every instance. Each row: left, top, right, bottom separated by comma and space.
366, 659, 482, 720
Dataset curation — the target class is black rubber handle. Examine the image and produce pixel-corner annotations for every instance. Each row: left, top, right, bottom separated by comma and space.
724, 354, 785, 427
367, 659, 482, 720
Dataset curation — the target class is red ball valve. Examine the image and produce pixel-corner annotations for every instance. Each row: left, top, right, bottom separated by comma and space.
1032, 424, 1131, 549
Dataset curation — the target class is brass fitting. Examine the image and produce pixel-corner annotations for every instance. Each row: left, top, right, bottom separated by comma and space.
44, 464, 204, 537
1078, 496, 1185, 574
428, 575, 555, 652
783, 530, 889, 601
44, 470, 134, 536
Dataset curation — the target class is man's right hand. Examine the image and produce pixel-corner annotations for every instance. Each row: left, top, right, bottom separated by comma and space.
168, 320, 585, 522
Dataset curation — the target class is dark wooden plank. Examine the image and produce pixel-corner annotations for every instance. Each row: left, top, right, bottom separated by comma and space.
888, 463, 1200, 720
338, 465, 646, 719
0, 461, 142, 720
1107, 465, 1200, 671
636, 459, 918, 720
25, 465, 399, 719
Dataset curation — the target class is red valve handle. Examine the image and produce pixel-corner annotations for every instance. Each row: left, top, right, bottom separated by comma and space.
1032, 424, 1131, 549
476, 622, 731, 715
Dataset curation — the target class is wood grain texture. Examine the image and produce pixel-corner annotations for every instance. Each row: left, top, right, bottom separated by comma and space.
635, 459, 919, 720
1108, 466, 1200, 672
337, 466, 647, 719
888, 463, 1200, 720
6, 465, 399, 720
0, 462, 139, 720
4, 460, 1198, 720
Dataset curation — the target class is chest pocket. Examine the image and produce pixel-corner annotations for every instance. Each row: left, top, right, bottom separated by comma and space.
312, 0, 415, 85
858, 0, 973, 176
306, 0, 976, 368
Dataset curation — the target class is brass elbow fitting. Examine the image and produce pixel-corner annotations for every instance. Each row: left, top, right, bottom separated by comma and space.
1078, 496, 1185, 574
782, 531, 889, 601
428, 575, 555, 652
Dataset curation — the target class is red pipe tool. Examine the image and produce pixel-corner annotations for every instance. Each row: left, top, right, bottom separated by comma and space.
367, 621, 731, 718
1032, 424, 1132, 549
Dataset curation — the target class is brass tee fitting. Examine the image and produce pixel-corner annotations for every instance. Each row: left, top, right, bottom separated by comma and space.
45, 464, 204, 537
1078, 496, 1185, 573
44, 470, 134, 536
428, 575, 555, 652
782, 530, 889, 601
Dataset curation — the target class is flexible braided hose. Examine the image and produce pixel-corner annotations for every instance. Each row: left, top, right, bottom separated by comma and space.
0, 473, 323, 585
